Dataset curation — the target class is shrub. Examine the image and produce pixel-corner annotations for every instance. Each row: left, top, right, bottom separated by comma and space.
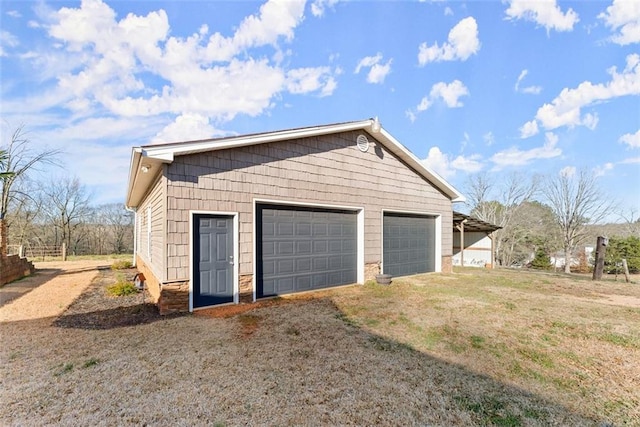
605, 236, 640, 274
106, 280, 138, 296
111, 259, 133, 270
530, 248, 552, 270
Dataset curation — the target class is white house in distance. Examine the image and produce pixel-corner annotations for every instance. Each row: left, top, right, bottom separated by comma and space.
452, 211, 501, 268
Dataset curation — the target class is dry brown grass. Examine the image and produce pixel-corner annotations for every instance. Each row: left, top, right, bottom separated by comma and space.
0, 264, 638, 426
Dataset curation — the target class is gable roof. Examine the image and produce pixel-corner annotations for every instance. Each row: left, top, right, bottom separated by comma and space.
126, 118, 465, 207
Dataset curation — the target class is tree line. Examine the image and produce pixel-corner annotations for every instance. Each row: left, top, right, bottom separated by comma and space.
463, 171, 639, 273
1, 124, 638, 269
1, 125, 133, 257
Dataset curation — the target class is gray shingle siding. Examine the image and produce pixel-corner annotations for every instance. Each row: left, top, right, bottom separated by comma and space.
163, 130, 452, 281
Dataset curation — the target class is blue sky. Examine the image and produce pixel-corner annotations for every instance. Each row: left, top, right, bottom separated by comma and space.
1, 0, 639, 220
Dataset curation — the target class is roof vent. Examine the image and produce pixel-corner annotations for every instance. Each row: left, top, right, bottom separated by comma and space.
356, 134, 370, 152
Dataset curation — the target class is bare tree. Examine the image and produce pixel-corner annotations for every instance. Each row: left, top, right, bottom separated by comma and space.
465, 172, 539, 266
543, 169, 613, 273
99, 203, 134, 254
1, 125, 60, 256
618, 208, 640, 237
43, 177, 92, 254
5, 179, 45, 248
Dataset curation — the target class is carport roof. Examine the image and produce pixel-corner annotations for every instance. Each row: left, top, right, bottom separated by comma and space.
453, 211, 501, 232
126, 118, 465, 207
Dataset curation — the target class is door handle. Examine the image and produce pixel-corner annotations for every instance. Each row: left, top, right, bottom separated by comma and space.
229, 255, 234, 266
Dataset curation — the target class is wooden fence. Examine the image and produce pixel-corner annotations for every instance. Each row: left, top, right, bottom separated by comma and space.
7, 243, 67, 261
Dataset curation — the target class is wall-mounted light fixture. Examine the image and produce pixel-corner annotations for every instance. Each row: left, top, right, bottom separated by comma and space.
141, 164, 151, 173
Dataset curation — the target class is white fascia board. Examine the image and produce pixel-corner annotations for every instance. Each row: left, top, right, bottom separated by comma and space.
140, 120, 374, 159
125, 148, 143, 208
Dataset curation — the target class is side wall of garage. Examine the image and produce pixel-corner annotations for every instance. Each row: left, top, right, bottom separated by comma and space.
163, 130, 453, 304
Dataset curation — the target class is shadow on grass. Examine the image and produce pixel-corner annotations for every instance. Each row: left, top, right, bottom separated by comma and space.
252, 297, 606, 426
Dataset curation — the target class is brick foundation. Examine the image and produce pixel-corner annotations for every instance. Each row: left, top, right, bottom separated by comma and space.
135, 256, 162, 304
441, 255, 452, 274
365, 262, 380, 282
159, 281, 189, 315
0, 254, 35, 286
239, 274, 253, 303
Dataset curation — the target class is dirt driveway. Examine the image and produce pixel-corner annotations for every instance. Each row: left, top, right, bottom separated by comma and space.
0, 260, 110, 321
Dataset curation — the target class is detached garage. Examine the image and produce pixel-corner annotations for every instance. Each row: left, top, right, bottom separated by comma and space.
125, 119, 464, 314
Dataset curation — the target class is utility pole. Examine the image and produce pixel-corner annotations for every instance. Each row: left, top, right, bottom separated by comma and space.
592, 236, 607, 280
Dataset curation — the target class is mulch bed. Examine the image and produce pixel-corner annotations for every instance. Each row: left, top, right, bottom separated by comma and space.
53, 268, 176, 329
52, 267, 327, 328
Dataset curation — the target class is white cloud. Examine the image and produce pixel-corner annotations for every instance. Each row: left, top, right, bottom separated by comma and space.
151, 113, 227, 144
483, 131, 495, 146
367, 61, 392, 84
559, 165, 576, 177
519, 120, 539, 138
310, 0, 340, 17
491, 132, 562, 168
0, 30, 19, 56
620, 129, 640, 148
444, 7, 453, 17
599, 0, 640, 45
7, 10, 22, 18
505, 0, 579, 32
35, 0, 339, 128
522, 54, 640, 133
422, 146, 483, 179
286, 67, 337, 96
429, 80, 469, 108
408, 80, 469, 121
515, 69, 542, 94
355, 53, 392, 84
418, 17, 480, 65
594, 162, 614, 177
621, 156, 640, 164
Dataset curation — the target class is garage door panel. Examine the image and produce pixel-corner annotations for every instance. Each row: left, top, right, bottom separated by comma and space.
296, 241, 312, 254
277, 241, 294, 255
384, 213, 436, 277
258, 204, 357, 298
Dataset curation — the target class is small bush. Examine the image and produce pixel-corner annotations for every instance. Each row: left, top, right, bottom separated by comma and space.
111, 259, 133, 270
530, 248, 552, 270
106, 281, 138, 297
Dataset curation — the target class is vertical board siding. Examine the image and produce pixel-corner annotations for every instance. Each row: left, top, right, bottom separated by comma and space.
137, 173, 166, 282
164, 131, 453, 281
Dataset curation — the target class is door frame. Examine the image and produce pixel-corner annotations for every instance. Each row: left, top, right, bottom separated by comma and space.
189, 210, 239, 312
381, 209, 442, 275
253, 198, 365, 302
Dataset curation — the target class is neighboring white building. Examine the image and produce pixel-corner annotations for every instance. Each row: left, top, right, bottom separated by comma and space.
452, 212, 501, 268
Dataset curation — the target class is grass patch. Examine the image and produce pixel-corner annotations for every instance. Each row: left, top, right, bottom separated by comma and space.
111, 259, 133, 270
599, 332, 638, 348
83, 358, 100, 368
335, 312, 358, 328
54, 363, 74, 377
367, 336, 412, 353
454, 395, 524, 426
517, 348, 554, 368
470, 335, 486, 348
